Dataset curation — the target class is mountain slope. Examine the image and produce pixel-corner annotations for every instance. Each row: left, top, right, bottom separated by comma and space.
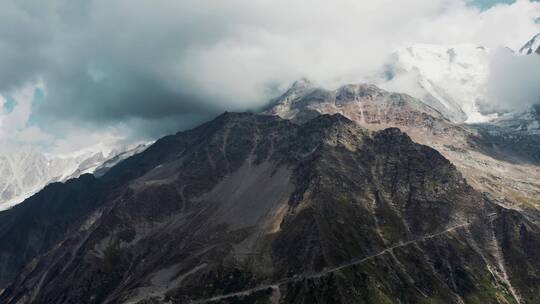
1, 113, 540, 303
0, 143, 152, 289
0, 174, 105, 289
266, 82, 540, 218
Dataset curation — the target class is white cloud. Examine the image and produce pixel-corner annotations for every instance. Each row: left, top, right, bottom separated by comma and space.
0, 81, 127, 154
484, 46, 540, 112
0, 82, 53, 145
176, 0, 540, 101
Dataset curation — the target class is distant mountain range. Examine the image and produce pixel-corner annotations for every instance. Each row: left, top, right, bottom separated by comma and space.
0, 143, 149, 211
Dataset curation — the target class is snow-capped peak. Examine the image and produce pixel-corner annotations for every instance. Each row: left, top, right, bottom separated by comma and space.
0, 142, 149, 211
519, 33, 540, 55
382, 43, 491, 123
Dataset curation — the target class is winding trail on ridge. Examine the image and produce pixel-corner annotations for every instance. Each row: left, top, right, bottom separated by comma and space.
191, 214, 500, 304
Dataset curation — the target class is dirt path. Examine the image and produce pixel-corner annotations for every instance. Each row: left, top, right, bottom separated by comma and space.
191, 218, 489, 303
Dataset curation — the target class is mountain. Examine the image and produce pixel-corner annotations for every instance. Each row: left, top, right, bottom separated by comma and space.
519, 33, 540, 55
1, 112, 540, 303
0, 143, 149, 211
383, 43, 491, 123
266, 82, 540, 217
491, 105, 540, 133
93, 143, 152, 178
1, 33, 540, 304
476, 103, 540, 165
268, 80, 449, 127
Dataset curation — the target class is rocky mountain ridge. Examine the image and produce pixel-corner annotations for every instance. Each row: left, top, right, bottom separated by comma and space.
1, 112, 539, 303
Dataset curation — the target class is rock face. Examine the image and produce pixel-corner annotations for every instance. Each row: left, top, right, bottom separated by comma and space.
266, 82, 540, 218
1, 112, 540, 303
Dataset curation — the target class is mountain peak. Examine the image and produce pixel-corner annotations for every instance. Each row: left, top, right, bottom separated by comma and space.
266, 81, 445, 127
519, 33, 540, 55
278, 78, 314, 100
290, 77, 313, 91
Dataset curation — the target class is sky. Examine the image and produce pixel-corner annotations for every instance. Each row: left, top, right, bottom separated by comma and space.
0, 0, 539, 154
472, 0, 516, 8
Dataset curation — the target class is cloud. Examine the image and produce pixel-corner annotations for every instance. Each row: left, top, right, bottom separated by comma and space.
482, 47, 540, 113
0, 0, 539, 152
0, 81, 53, 145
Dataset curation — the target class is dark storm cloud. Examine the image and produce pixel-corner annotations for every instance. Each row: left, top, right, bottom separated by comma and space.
1, 0, 248, 135
0, 1, 52, 91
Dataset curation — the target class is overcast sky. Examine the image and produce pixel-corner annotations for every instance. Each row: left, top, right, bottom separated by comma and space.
0, 0, 539, 154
